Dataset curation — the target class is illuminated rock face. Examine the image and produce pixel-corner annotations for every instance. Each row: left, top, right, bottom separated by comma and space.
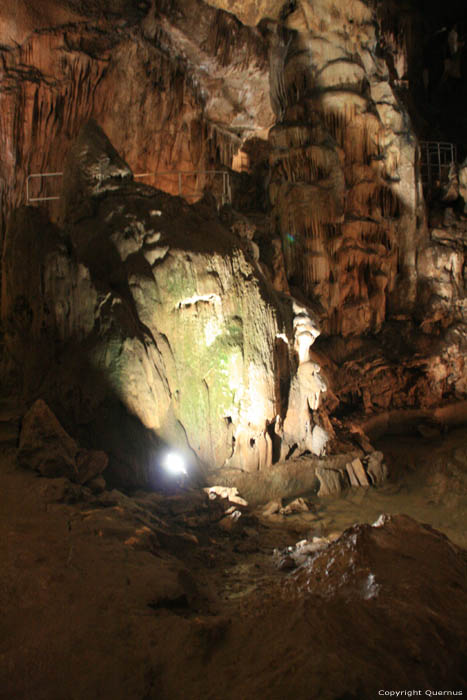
1, 123, 297, 483
281, 302, 330, 457
269, 0, 423, 336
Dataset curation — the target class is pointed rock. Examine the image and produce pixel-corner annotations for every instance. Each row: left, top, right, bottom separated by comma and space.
17, 399, 78, 480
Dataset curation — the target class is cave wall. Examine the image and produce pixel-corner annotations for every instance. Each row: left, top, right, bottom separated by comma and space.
0, 0, 465, 486
0, 0, 273, 240
268, 0, 426, 336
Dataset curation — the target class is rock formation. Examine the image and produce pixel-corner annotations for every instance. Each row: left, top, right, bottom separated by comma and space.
0, 0, 273, 237
1, 2, 467, 697
269, 0, 422, 336
0, 0, 466, 492
17, 398, 108, 487
2, 121, 304, 485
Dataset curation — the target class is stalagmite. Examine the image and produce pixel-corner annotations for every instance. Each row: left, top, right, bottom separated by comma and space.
281, 304, 329, 457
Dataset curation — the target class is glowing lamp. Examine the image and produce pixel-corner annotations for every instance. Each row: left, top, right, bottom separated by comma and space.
161, 451, 187, 477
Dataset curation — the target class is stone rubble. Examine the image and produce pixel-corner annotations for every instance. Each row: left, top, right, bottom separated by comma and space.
274, 531, 341, 570
204, 486, 249, 507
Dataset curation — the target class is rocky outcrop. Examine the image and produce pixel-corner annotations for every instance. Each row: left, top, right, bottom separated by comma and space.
280, 302, 330, 457
18, 398, 108, 485
0, 0, 465, 489
3, 122, 320, 485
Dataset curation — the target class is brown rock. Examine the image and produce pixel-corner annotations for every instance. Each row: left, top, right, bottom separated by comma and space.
350, 458, 370, 487
76, 449, 109, 485
204, 486, 248, 507
346, 462, 360, 487
87, 476, 107, 494
277, 555, 297, 571
234, 538, 259, 554
17, 399, 78, 480
365, 452, 388, 485
38, 477, 84, 504
316, 467, 342, 496
280, 497, 312, 515
261, 499, 282, 517
218, 510, 243, 532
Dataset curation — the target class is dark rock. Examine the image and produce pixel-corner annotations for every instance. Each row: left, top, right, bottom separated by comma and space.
38, 477, 83, 504
277, 555, 296, 571
234, 539, 259, 553
218, 510, 243, 533
417, 422, 442, 439
87, 475, 107, 494
76, 448, 109, 485
17, 399, 78, 480
16, 399, 109, 486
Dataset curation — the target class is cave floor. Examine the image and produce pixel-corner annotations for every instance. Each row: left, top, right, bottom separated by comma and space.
279, 427, 467, 549
1, 428, 467, 699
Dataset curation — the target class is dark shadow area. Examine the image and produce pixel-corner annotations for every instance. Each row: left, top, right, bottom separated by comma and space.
0, 203, 205, 493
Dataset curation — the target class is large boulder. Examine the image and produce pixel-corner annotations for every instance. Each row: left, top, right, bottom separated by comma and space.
17, 399, 78, 479
4, 123, 317, 486
17, 399, 108, 485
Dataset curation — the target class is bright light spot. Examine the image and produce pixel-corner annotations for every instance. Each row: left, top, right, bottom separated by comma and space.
162, 451, 187, 476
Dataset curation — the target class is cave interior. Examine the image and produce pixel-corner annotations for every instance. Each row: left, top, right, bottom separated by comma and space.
1, 0, 467, 697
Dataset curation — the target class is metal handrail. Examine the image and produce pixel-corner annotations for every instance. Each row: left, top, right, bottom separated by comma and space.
26, 169, 232, 205
26, 172, 63, 202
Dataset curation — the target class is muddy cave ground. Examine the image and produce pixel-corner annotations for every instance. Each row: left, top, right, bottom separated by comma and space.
1, 412, 467, 700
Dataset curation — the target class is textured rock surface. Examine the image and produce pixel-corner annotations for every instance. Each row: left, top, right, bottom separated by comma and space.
3, 122, 303, 484
269, 0, 424, 336
2, 449, 467, 699
0, 0, 273, 241
17, 398, 108, 484
17, 399, 79, 479
0, 0, 466, 491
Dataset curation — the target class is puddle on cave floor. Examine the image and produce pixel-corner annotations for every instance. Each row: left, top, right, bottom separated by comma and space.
288, 427, 467, 549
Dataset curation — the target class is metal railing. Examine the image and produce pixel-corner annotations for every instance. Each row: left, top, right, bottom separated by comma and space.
26, 169, 232, 205
26, 172, 63, 202
420, 141, 457, 189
